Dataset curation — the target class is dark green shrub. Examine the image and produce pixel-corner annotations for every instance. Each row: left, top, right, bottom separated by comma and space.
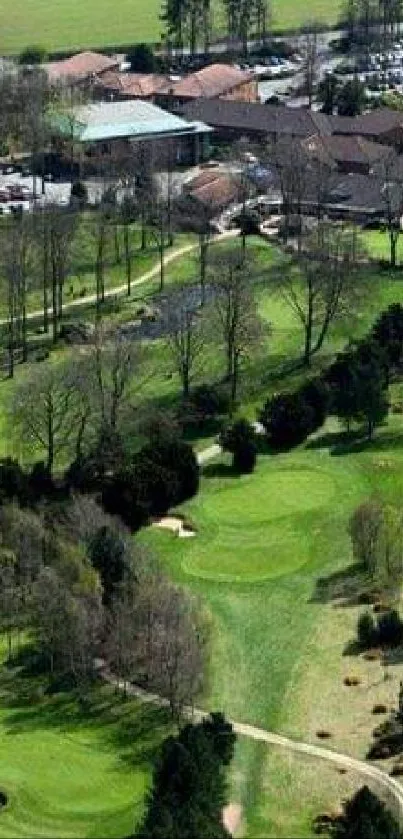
220, 418, 257, 473
377, 610, 403, 647
357, 611, 377, 649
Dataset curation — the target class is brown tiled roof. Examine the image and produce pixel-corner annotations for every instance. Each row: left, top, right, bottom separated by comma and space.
303, 134, 393, 165
180, 98, 332, 137
46, 51, 119, 81
96, 71, 169, 98
190, 173, 239, 210
165, 64, 255, 99
329, 108, 403, 137
184, 169, 225, 191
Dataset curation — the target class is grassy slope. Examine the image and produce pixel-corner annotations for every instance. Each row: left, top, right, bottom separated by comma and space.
135, 243, 403, 836
0, 237, 403, 836
0, 643, 172, 839
0, 0, 342, 54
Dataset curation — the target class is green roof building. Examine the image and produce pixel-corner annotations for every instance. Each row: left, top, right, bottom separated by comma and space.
51, 99, 212, 171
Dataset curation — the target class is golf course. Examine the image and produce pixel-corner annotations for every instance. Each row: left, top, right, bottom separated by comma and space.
0, 231, 403, 836
0, 0, 343, 55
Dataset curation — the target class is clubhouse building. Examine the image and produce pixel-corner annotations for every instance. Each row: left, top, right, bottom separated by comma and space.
51, 99, 212, 173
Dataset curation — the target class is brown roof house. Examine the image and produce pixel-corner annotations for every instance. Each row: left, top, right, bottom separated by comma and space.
157, 64, 258, 110
94, 71, 170, 102
183, 169, 239, 212
46, 51, 120, 86
302, 134, 394, 174
180, 98, 332, 143
329, 108, 403, 150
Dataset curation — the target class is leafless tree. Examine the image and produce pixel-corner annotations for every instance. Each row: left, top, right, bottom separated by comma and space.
165, 292, 208, 397
133, 571, 206, 718
12, 362, 84, 472
88, 323, 143, 434
0, 212, 36, 375
301, 25, 321, 108
273, 221, 366, 365
210, 247, 262, 406
378, 156, 403, 267
267, 137, 309, 251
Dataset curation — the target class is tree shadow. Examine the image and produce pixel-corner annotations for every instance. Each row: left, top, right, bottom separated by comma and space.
203, 462, 237, 479
310, 562, 366, 606
343, 639, 362, 657
0, 650, 172, 771
307, 428, 403, 457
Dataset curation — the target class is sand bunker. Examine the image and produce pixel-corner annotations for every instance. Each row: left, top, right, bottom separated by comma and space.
153, 516, 195, 538
223, 803, 242, 836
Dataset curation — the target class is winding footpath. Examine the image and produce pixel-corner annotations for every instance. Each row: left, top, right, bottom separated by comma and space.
99, 663, 403, 820
98, 441, 403, 821
1, 229, 240, 327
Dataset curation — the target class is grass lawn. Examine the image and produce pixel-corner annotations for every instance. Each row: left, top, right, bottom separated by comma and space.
0, 642, 172, 838
361, 229, 403, 264
0, 0, 342, 55
0, 237, 403, 835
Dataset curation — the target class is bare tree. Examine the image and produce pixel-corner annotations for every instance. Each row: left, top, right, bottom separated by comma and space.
165, 292, 207, 397
48, 205, 77, 340
274, 222, 366, 365
210, 247, 262, 407
268, 137, 309, 251
379, 155, 403, 268
0, 212, 36, 376
12, 362, 84, 472
301, 25, 321, 108
133, 571, 206, 718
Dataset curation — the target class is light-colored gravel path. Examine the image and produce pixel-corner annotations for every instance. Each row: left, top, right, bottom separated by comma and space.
96, 661, 403, 821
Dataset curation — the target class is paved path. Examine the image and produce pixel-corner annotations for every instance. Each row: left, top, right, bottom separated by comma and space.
98, 662, 403, 820
0, 229, 240, 328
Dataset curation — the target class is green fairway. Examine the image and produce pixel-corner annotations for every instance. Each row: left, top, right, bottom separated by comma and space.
0, 653, 171, 839
0, 0, 342, 55
179, 466, 337, 582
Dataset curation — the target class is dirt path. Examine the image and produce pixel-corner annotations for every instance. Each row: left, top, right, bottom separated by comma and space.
4, 229, 240, 327
96, 662, 403, 821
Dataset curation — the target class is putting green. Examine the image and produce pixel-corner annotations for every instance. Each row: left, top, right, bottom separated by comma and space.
182, 469, 336, 583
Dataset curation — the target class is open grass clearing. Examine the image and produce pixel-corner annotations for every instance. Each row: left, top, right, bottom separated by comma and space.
237, 740, 388, 838
0, 0, 343, 55
0, 642, 172, 838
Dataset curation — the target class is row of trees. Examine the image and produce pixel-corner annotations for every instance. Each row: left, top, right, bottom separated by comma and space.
161, 0, 270, 57
137, 713, 236, 838
0, 493, 207, 716
259, 302, 403, 450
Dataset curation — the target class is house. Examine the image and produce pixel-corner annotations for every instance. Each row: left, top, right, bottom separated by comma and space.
50, 99, 212, 174
329, 108, 403, 150
157, 64, 258, 110
183, 169, 239, 212
45, 51, 120, 85
93, 71, 170, 102
180, 98, 332, 143
301, 134, 394, 175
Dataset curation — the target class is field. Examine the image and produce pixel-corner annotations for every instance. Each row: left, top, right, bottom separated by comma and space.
0, 641, 172, 838
0, 0, 342, 55
0, 234, 403, 835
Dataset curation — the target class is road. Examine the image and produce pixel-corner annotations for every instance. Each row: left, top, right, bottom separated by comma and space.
99, 661, 403, 822
0, 229, 240, 328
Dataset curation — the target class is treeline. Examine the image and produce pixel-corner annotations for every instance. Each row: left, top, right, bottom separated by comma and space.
161, 0, 270, 57
343, 0, 403, 50
259, 302, 403, 450
137, 713, 236, 839
0, 491, 206, 716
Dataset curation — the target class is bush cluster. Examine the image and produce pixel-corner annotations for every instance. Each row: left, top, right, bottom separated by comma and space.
258, 303, 403, 451
358, 608, 403, 649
